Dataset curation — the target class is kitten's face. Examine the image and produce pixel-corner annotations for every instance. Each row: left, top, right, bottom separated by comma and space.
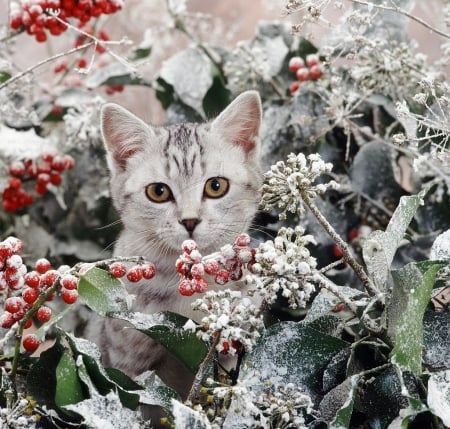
101, 91, 262, 258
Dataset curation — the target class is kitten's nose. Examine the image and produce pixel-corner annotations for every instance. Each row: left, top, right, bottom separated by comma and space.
180, 218, 201, 234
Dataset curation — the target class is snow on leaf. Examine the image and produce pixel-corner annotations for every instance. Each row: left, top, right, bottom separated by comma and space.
64, 390, 143, 429
362, 186, 431, 290
160, 47, 213, 118
430, 229, 450, 260
390, 262, 444, 375
172, 399, 211, 429
328, 375, 360, 429
427, 370, 450, 427
78, 267, 130, 316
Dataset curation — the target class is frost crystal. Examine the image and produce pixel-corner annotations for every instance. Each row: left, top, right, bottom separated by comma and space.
260, 152, 338, 219
191, 289, 263, 355
247, 226, 318, 309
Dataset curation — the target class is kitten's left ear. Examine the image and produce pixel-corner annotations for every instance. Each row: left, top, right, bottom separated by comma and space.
211, 90, 262, 155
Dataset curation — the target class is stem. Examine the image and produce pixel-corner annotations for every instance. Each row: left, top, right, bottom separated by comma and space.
349, 0, 450, 40
187, 331, 221, 404
315, 273, 359, 315
301, 192, 378, 296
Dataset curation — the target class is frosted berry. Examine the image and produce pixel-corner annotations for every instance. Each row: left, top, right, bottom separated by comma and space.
35, 258, 51, 274
178, 279, 195, 296
61, 289, 78, 304
0, 312, 15, 329
306, 53, 320, 67
193, 277, 208, 293
214, 270, 230, 285
24, 271, 40, 288
204, 260, 219, 276
4, 297, 23, 314
182, 239, 197, 255
289, 81, 300, 94
36, 306, 52, 323
234, 233, 251, 247
22, 287, 39, 304
296, 67, 310, 82
41, 270, 59, 287
126, 265, 143, 283
191, 263, 205, 279
109, 262, 127, 278
220, 341, 230, 355
309, 64, 323, 80
141, 263, 156, 280
61, 274, 78, 290
288, 56, 305, 72
22, 334, 40, 353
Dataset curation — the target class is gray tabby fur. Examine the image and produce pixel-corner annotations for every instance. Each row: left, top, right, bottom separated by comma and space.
85, 91, 262, 398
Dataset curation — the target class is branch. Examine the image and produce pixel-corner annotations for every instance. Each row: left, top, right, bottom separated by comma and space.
187, 331, 221, 404
301, 191, 379, 296
350, 0, 450, 40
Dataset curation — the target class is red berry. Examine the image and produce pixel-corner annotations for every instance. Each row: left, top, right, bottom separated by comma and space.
24, 271, 40, 288
193, 277, 208, 293
22, 334, 40, 353
61, 289, 78, 304
35, 183, 48, 195
178, 279, 195, 296
0, 312, 15, 329
62, 155, 75, 170
182, 239, 197, 255
348, 228, 360, 241
22, 287, 39, 304
332, 303, 345, 313
332, 246, 344, 258
5, 297, 23, 314
141, 263, 156, 280
234, 233, 251, 247
309, 64, 323, 80
77, 58, 87, 68
8, 177, 22, 189
23, 318, 33, 329
35, 258, 51, 274
41, 270, 59, 287
191, 263, 205, 279
0, 243, 13, 259
214, 270, 230, 285
204, 260, 219, 275
289, 81, 300, 94
296, 67, 310, 82
220, 341, 230, 355
126, 266, 143, 283
8, 161, 25, 177
288, 56, 305, 72
51, 155, 65, 171
109, 262, 127, 278
4, 236, 23, 253
306, 53, 319, 67
61, 274, 78, 290
36, 306, 52, 323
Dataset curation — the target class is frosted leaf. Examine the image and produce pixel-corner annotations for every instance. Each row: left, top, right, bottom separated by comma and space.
172, 399, 211, 429
160, 47, 213, 118
430, 229, 450, 260
427, 370, 450, 427
65, 391, 143, 429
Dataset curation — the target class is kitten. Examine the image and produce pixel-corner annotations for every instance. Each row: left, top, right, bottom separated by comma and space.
86, 91, 262, 398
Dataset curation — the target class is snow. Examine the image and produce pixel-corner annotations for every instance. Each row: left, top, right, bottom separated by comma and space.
430, 229, 450, 260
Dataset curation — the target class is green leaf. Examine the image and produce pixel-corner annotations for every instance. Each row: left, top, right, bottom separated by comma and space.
78, 267, 129, 316
131, 47, 152, 60
26, 339, 66, 410
110, 311, 208, 374
427, 370, 450, 426
390, 262, 444, 374
362, 186, 431, 289
242, 321, 349, 402
0, 71, 11, 83
55, 350, 85, 407
329, 375, 360, 429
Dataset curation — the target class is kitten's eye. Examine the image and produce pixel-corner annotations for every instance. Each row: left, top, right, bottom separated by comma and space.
204, 177, 229, 199
145, 183, 173, 203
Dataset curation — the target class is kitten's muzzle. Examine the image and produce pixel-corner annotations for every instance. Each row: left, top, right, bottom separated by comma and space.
180, 218, 201, 236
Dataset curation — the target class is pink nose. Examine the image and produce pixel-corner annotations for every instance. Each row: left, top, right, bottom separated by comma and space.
180, 218, 201, 233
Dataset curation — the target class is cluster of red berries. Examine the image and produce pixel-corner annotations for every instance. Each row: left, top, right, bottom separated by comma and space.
176, 234, 256, 297
9, 0, 123, 43
108, 260, 156, 283
0, 236, 81, 353
288, 53, 324, 94
2, 152, 75, 212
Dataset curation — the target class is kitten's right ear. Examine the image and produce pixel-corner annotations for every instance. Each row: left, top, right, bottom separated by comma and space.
101, 103, 151, 172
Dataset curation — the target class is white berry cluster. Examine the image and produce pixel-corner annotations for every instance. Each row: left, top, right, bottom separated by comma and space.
212, 378, 313, 429
247, 226, 318, 309
191, 289, 263, 355
260, 152, 339, 220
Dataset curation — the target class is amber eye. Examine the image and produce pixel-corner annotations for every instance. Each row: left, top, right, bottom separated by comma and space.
145, 183, 173, 203
204, 177, 229, 199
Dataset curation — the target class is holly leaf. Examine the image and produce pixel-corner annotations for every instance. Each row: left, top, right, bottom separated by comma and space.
110, 311, 208, 374
78, 267, 130, 316
55, 349, 85, 408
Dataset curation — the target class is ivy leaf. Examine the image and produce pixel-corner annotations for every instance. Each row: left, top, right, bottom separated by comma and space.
78, 267, 129, 316
389, 262, 444, 374
362, 186, 431, 290
55, 349, 85, 408
110, 311, 208, 374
